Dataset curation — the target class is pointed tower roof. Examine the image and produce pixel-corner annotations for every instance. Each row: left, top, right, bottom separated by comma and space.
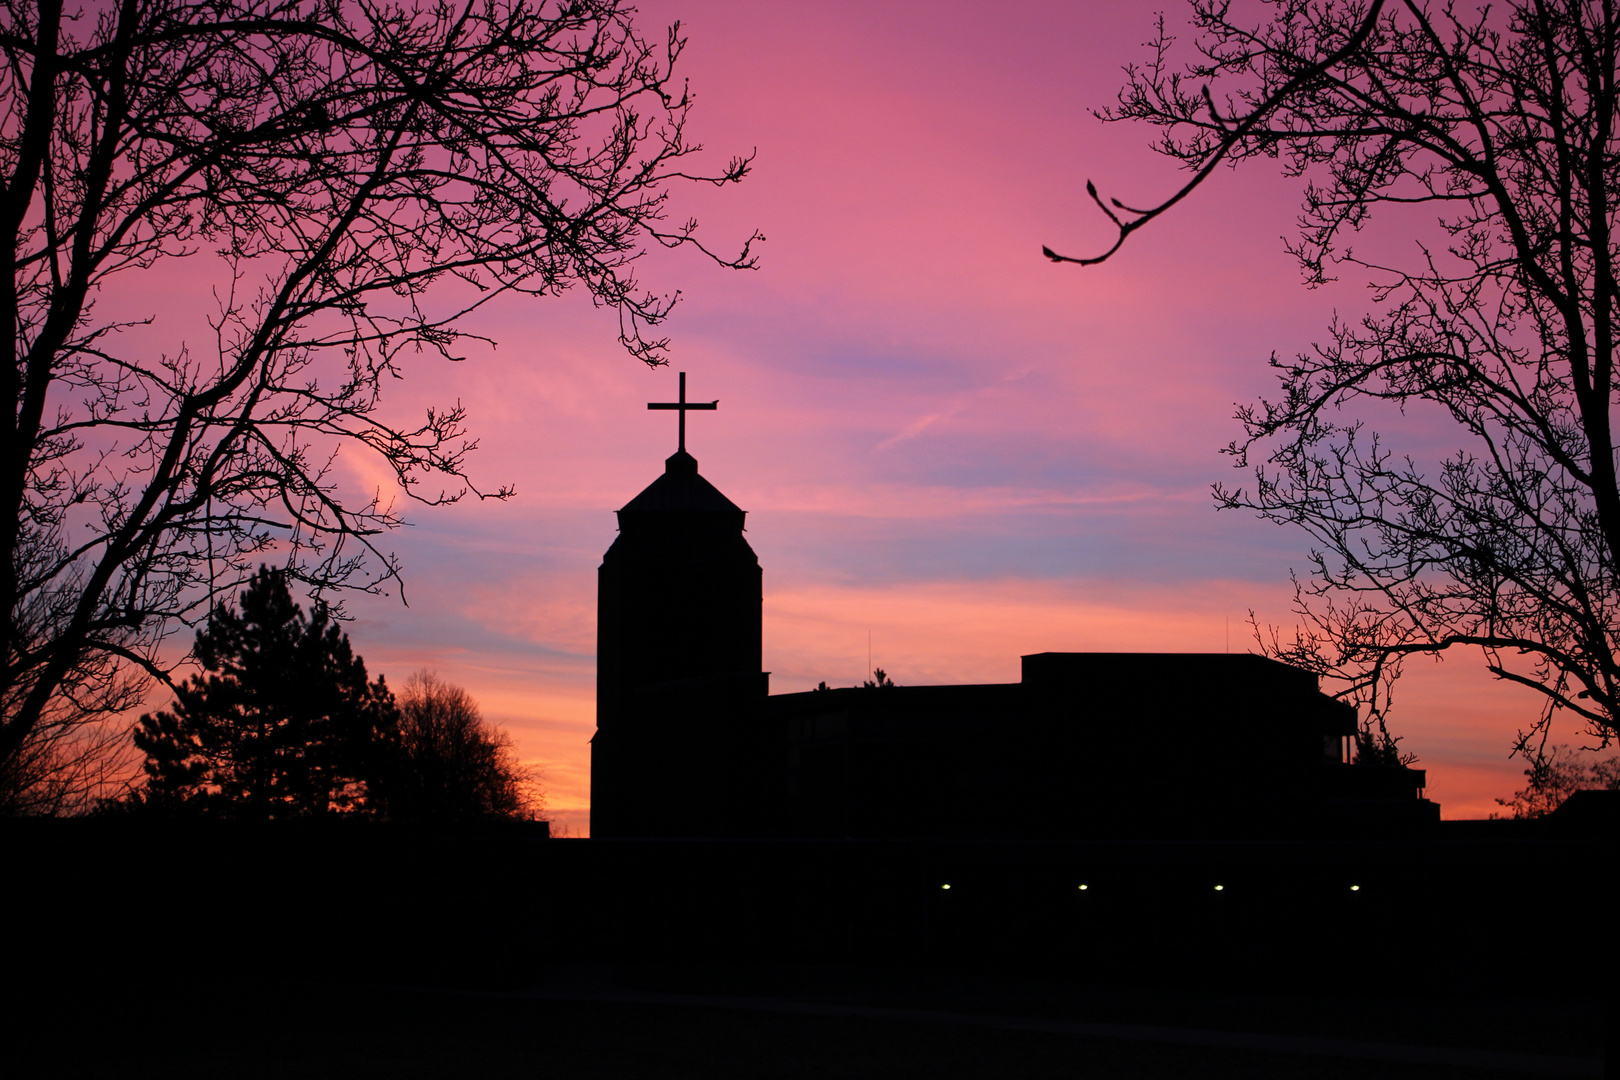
616, 450, 746, 530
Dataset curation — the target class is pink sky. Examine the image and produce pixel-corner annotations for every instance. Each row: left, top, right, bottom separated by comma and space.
257, 0, 1581, 833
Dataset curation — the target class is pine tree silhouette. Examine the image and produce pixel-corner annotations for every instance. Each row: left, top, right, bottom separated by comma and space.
132, 568, 396, 819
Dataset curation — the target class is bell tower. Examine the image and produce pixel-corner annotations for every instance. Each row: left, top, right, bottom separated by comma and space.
591, 374, 765, 837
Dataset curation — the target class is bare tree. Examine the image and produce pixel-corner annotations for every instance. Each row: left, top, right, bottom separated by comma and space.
382, 669, 540, 822
1047, 0, 1620, 760
1492, 742, 1620, 818
0, 524, 144, 812
0, 0, 758, 808
0, 697, 136, 815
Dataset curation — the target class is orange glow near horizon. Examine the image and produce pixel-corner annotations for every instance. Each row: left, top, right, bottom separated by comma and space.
352, 568, 1565, 836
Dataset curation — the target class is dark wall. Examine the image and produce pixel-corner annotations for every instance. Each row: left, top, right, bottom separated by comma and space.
766, 684, 1027, 839
758, 655, 1406, 841
596, 672, 773, 839
596, 520, 761, 708
1019, 652, 1362, 836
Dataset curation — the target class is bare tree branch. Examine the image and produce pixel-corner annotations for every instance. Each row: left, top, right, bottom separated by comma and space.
1042, 0, 1386, 265
1069, 0, 1620, 758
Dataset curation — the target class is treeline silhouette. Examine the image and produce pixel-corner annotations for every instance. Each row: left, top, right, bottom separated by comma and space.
113, 567, 541, 824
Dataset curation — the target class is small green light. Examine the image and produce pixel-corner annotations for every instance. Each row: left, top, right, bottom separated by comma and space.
1350, 884, 1361, 892
941, 883, 951, 890
1077, 884, 1088, 891
1214, 884, 1225, 891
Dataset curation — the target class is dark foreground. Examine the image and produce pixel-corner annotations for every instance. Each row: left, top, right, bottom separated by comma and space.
9, 968, 1607, 1078
6, 821, 1613, 1077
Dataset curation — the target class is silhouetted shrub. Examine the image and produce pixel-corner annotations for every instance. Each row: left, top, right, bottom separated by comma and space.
1351, 715, 1414, 768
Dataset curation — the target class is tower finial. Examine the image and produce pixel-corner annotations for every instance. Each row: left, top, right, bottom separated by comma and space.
647, 371, 718, 453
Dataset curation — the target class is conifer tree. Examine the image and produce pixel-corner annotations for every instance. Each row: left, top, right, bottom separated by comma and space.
132, 569, 396, 819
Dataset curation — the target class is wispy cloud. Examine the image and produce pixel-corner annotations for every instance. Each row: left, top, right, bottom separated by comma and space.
874, 367, 1034, 453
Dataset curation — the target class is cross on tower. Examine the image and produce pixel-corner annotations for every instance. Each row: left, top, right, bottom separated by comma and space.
647, 371, 718, 453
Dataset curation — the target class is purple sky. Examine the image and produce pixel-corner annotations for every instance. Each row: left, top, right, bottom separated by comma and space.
299, 0, 1562, 834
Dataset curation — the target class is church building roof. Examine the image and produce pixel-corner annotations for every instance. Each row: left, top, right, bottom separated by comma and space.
618, 450, 744, 517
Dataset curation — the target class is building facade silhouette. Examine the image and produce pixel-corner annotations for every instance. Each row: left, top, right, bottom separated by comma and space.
591, 441, 1437, 839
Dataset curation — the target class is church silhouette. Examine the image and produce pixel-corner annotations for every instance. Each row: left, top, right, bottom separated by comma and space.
591, 376, 1438, 839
